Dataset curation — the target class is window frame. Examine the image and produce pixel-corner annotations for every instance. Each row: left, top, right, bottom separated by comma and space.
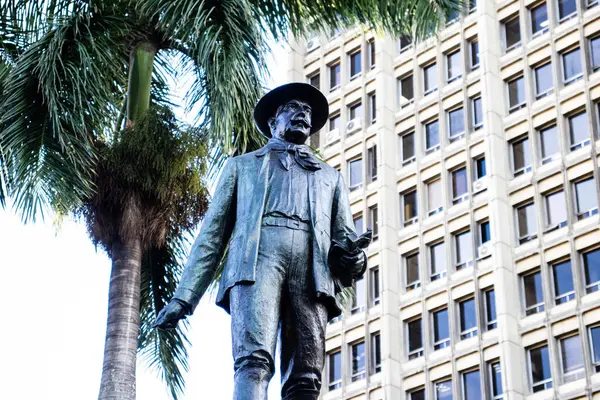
368, 92, 377, 124
567, 110, 591, 151
538, 123, 560, 164
533, 61, 554, 99
516, 201, 538, 244
370, 332, 381, 374
504, 15, 522, 52
367, 145, 378, 183
573, 177, 599, 220
558, 333, 585, 383
426, 178, 444, 216
458, 297, 479, 340
423, 62, 438, 96
543, 189, 568, 231
430, 241, 447, 281
349, 340, 366, 382
348, 49, 362, 80
561, 47, 583, 85
484, 288, 498, 330
511, 135, 533, 177
448, 106, 466, 142
588, 324, 600, 373
425, 119, 441, 154
461, 368, 482, 400
432, 307, 451, 350
530, 1, 549, 38
469, 38, 480, 71
507, 75, 527, 113
434, 378, 453, 400
329, 62, 341, 92
369, 266, 380, 306
488, 361, 505, 400
400, 131, 416, 166
590, 35, 600, 72
327, 349, 342, 391
401, 189, 419, 226
472, 96, 484, 130
407, 317, 424, 360
557, 0, 578, 23
446, 49, 463, 83
527, 343, 553, 392
454, 229, 474, 270
398, 74, 415, 108
405, 252, 421, 291
583, 248, 600, 293
368, 39, 376, 70
451, 166, 469, 204
522, 270, 545, 316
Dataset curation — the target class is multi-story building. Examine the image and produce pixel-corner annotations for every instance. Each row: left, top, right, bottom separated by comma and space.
286, 0, 600, 398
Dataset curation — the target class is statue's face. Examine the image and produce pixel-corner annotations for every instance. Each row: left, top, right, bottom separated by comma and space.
268, 99, 312, 144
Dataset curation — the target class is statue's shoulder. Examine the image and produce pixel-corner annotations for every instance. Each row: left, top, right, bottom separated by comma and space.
316, 160, 340, 181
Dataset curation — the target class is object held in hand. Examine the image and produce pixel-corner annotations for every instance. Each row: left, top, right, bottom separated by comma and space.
328, 229, 372, 285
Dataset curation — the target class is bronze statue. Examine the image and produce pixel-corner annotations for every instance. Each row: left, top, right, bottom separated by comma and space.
154, 82, 371, 400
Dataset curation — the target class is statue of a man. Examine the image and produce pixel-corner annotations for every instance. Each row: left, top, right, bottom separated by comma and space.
154, 82, 370, 400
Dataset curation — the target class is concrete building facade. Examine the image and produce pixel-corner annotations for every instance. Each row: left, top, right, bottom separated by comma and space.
286, 0, 600, 399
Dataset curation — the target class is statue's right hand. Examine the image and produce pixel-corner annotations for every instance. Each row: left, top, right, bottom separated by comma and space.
152, 300, 188, 329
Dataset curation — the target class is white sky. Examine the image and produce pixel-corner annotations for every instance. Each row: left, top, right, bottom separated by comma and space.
0, 41, 289, 400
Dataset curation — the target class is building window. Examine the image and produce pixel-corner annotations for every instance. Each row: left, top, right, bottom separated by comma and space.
589, 325, 600, 372
567, 110, 590, 150
512, 136, 532, 176
433, 308, 450, 350
446, 7, 460, 24
309, 73, 320, 89
427, 178, 443, 216
430, 242, 447, 281
452, 167, 469, 204
435, 379, 453, 400
368, 204, 378, 239
534, 62, 553, 99
425, 119, 440, 154
479, 220, 491, 245
528, 344, 552, 392
349, 158, 363, 191
469, 0, 477, 11
353, 213, 364, 235
367, 145, 377, 183
539, 124, 559, 164
350, 340, 366, 381
574, 178, 598, 219
469, 39, 480, 71
558, 0, 577, 22
329, 63, 341, 91
448, 107, 465, 141
590, 36, 600, 72
447, 49, 462, 83
560, 335, 584, 382
472, 96, 483, 130
406, 253, 421, 291
329, 114, 340, 131
523, 270, 545, 316
484, 288, 497, 330
402, 190, 418, 226
370, 267, 380, 306
474, 156, 487, 180
531, 2, 549, 37
462, 369, 481, 400
370, 332, 381, 373
562, 48, 582, 84
552, 260, 575, 305
408, 388, 425, 400
507, 75, 526, 113
583, 248, 600, 293
368, 40, 376, 69
399, 74, 414, 108
423, 62, 438, 95
459, 297, 478, 339
455, 230, 474, 270
544, 190, 567, 230
398, 35, 412, 53
401, 131, 416, 165
349, 50, 362, 79
328, 350, 342, 390
368, 93, 377, 124
504, 16, 521, 51
348, 101, 363, 122
351, 275, 365, 314
407, 318, 424, 359
489, 362, 504, 399
517, 202, 537, 244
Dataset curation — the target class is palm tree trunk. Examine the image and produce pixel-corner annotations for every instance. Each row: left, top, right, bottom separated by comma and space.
98, 237, 142, 400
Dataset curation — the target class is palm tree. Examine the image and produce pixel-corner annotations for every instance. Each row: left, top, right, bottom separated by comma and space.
0, 0, 460, 399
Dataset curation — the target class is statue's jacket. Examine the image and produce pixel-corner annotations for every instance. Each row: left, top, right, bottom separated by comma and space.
174, 146, 361, 319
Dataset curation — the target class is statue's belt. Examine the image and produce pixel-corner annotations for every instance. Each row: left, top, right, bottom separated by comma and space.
262, 215, 311, 232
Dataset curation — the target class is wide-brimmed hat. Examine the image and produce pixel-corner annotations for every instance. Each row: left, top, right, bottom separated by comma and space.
254, 82, 329, 137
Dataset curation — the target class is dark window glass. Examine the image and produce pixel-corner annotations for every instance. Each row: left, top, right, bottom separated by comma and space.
459, 298, 477, 337
403, 190, 418, 223
329, 114, 340, 131
512, 137, 532, 174
399, 36, 412, 52
399, 75, 414, 107
330, 63, 340, 90
328, 351, 342, 390
505, 17, 521, 49
562, 48, 582, 83
575, 178, 598, 217
591, 36, 600, 71
447, 50, 462, 81
349, 102, 362, 120
370, 267, 380, 305
349, 158, 363, 189
449, 107, 465, 139
517, 203, 537, 242
368, 40, 376, 69
350, 51, 362, 77
589, 326, 600, 369
568, 111, 590, 148
369, 94, 376, 123
473, 97, 483, 128
463, 369, 481, 400
446, 7, 460, 23
534, 63, 553, 98
368, 205, 378, 238
353, 214, 364, 236
531, 3, 548, 35
490, 362, 504, 397
455, 230, 473, 267
371, 333, 381, 373
470, 40, 480, 69
431, 242, 447, 280
529, 345, 552, 392
539, 125, 559, 162
409, 388, 425, 400
406, 253, 420, 289
480, 221, 491, 244
584, 249, 600, 292
402, 132, 416, 162
433, 308, 450, 349
408, 318, 423, 357
558, 0, 577, 20
452, 168, 468, 200
435, 379, 453, 400
367, 146, 377, 182
560, 335, 584, 381
545, 191, 567, 227
424, 63, 438, 94
309, 73, 320, 89
508, 76, 526, 111
523, 271, 544, 315
351, 341, 366, 381
475, 157, 487, 179
485, 289, 497, 329
425, 120, 440, 151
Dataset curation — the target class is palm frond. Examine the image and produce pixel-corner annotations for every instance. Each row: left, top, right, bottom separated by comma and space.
0, 12, 130, 221
139, 234, 192, 400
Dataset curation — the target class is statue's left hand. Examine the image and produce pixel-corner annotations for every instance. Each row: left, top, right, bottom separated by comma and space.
338, 250, 366, 276
152, 300, 189, 329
